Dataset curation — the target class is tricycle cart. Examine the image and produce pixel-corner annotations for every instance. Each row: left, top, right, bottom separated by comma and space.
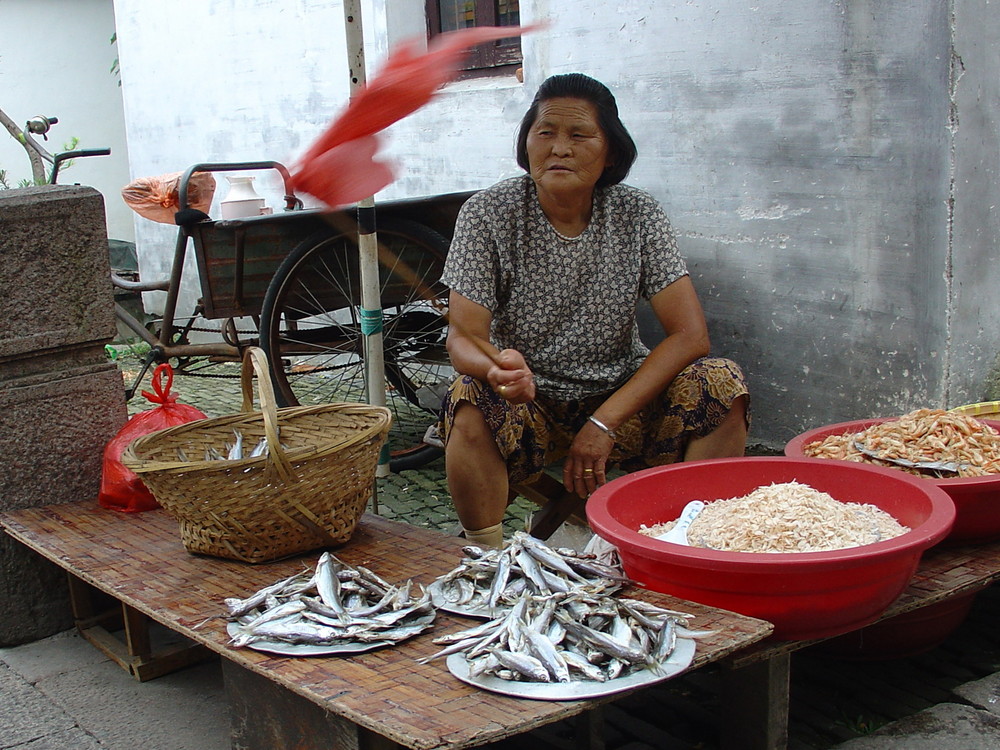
113, 161, 472, 471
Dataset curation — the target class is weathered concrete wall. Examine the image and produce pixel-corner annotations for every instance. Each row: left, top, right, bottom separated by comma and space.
949, 2, 1000, 406
110, 0, 999, 449
0, 0, 134, 242
0, 186, 128, 645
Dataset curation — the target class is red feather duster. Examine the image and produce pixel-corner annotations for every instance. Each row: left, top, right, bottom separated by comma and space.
292, 24, 541, 208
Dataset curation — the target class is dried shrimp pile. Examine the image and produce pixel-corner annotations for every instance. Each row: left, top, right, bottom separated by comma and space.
420, 589, 702, 684
640, 481, 908, 553
804, 408, 1000, 478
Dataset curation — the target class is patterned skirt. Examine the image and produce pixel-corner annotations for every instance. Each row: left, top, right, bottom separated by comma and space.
438, 357, 749, 485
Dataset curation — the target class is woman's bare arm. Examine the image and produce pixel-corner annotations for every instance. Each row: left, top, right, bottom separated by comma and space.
446, 291, 535, 402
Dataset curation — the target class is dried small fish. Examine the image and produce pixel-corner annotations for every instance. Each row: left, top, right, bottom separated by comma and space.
525, 629, 570, 683
205, 445, 226, 461
225, 554, 434, 651
493, 649, 551, 682
224, 568, 313, 617
200, 430, 282, 462
227, 430, 244, 460
249, 436, 268, 458
557, 613, 649, 665
424, 589, 697, 685
429, 531, 629, 614
315, 553, 348, 619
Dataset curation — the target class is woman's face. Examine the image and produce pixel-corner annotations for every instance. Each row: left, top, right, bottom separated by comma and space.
525, 97, 611, 200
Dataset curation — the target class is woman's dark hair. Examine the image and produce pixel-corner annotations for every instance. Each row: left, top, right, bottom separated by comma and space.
515, 73, 637, 188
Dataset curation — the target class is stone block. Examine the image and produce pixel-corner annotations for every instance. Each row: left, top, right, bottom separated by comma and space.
0, 187, 128, 645
953, 672, 1000, 716
832, 703, 1000, 749
0, 185, 116, 363
0, 363, 126, 512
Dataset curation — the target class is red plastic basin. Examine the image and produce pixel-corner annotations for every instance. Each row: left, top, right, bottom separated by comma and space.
816, 590, 980, 660
586, 457, 955, 641
785, 418, 1000, 544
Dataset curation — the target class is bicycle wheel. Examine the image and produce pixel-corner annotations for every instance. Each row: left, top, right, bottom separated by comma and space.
260, 218, 453, 471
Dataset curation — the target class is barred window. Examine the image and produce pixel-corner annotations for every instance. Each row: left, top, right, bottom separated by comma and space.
426, 0, 522, 73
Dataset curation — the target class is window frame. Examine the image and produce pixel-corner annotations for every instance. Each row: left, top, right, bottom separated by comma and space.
425, 0, 523, 74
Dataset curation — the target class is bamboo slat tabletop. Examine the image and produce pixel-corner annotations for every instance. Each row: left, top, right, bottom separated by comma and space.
1, 500, 773, 750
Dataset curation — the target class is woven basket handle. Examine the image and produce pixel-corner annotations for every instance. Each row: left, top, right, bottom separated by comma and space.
240, 347, 295, 482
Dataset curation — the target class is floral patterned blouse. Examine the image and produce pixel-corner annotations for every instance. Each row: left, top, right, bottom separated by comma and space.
441, 175, 688, 401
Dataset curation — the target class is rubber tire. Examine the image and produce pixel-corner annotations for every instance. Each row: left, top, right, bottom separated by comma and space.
260, 218, 453, 472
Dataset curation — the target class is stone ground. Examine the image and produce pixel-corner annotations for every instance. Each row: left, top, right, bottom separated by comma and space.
3, 354, 1000, 749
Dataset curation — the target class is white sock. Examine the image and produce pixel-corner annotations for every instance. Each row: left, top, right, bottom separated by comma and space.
462, 522, 503, 548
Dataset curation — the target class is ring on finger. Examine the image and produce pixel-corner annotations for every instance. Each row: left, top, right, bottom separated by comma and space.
583, 468, 594, 474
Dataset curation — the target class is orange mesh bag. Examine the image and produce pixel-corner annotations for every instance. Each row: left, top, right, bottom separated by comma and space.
121, 171, 217, 224
98, 364, 207, 512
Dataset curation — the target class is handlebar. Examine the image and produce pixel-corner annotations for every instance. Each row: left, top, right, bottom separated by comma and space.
49, 148, 112, 184
178, 161, 302, 213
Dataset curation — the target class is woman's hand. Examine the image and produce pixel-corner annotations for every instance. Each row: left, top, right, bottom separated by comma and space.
488, 349, 535, 403
563, 420, 613, 497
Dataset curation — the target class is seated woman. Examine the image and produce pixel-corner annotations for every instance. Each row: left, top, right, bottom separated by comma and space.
439, 73, 749, 548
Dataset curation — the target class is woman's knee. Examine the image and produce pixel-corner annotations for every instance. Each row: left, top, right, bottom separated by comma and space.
447, 402, 494, 450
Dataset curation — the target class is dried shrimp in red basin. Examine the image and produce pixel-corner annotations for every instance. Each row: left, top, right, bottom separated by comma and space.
802, 408, 1000, 477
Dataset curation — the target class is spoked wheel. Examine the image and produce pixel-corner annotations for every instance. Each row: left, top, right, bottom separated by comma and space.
260, 218, 453, 471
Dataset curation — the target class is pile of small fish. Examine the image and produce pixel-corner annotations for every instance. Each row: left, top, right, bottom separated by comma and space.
225, 552, 435, 649
177, 429, 282, 462
430, 531, 629, 613
421, 589, 704, 683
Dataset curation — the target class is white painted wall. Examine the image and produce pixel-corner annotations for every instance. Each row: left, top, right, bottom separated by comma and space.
107, 0, 1000, 447
0, 0, 133, 241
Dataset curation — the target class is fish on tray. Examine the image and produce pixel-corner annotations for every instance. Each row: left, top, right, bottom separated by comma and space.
429, 531, 630, 615
224, 552, 435, 651
420, 588, 712, 684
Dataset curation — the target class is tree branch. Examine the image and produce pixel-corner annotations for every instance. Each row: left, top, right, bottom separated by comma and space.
0, 107, 53, 184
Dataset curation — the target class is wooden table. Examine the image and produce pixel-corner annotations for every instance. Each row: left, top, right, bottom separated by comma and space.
0, 501, 773, 750
719, 538, 1000, 750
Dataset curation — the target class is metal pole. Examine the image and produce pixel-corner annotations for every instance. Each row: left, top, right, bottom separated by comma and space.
342, 1, 390, 500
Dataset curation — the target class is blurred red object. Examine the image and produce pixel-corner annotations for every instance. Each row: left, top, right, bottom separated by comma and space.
292, 24, 542, 208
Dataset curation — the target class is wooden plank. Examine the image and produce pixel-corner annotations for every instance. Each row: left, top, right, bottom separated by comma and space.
0, 501, 772, 750
122, 602, 152, 660
574, 708, 605, 750
514, 474, 588, 541
225, 660, 367, 750
68, 572, 214, 682
720, 652, 790, 750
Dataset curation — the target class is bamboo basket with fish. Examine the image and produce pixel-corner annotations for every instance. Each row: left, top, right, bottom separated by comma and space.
122, 347, 391, 563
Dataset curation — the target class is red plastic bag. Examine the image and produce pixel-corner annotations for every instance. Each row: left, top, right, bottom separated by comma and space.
98, 364, 207, 512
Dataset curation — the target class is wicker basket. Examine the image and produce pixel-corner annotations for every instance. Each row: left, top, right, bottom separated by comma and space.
950, 401, 1000, 421
122, 348, 391, 563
